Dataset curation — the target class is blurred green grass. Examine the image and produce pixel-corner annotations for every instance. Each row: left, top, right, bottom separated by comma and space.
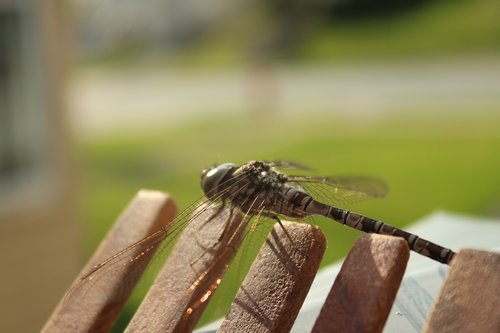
301, 0, 500, 62
77, 110, 500, 330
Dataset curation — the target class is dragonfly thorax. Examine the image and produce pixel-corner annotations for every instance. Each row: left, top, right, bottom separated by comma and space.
241, 161, 288, 188
201, 161, 289, 204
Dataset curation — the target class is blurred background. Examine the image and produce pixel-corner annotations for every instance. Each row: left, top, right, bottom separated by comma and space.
1, 0, 499, 331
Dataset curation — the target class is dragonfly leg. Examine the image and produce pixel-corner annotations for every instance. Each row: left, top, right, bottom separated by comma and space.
267, 213, 295, 246
190, 206, 236, 274
200, 200, 226, 228
217, 207, 235, 242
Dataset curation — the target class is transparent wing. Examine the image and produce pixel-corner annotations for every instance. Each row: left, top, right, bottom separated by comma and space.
287, 175, 388, 206
63, 172, 255, 307
63, 194, 217, 307
269, 160, 314, 171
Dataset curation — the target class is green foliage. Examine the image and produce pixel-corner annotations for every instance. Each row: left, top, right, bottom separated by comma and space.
301, 0, 500, 61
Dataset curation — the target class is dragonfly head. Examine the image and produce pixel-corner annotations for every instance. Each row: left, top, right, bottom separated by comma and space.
201, 163, 237, 200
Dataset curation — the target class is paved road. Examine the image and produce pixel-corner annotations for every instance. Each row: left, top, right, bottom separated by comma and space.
68, 58, 500, 136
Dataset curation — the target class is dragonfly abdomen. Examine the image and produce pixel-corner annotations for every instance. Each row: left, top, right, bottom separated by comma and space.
305, 199, 454, 264
305, 200, 384, 232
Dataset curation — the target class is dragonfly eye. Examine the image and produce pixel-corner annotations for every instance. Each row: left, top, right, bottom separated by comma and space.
201, 163, 236, 200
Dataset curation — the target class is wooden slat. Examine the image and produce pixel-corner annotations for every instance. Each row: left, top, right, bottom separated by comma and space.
423, 248, 500, 333
46, 191, 500, 333
312, 234, 409, 333
218, 221, 326, 333
41, 190, 176, 333
125, 206, 246, 333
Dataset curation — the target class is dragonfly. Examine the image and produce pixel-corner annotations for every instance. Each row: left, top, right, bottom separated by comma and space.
62, 160, 455, 329
201, 160, 455, 264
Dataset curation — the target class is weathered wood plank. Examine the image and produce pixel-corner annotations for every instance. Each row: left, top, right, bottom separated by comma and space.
125, 206, 246, 333
423, 248, 500, 333
312, 234, 409, 333
42, 190, 176, 333
218, 222, 326, 333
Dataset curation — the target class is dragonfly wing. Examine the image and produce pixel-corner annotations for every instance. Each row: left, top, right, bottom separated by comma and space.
269, 160, 315, 171
63, 192, 225, 306
287, 175, 388, 206
64, 169, 261, 312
